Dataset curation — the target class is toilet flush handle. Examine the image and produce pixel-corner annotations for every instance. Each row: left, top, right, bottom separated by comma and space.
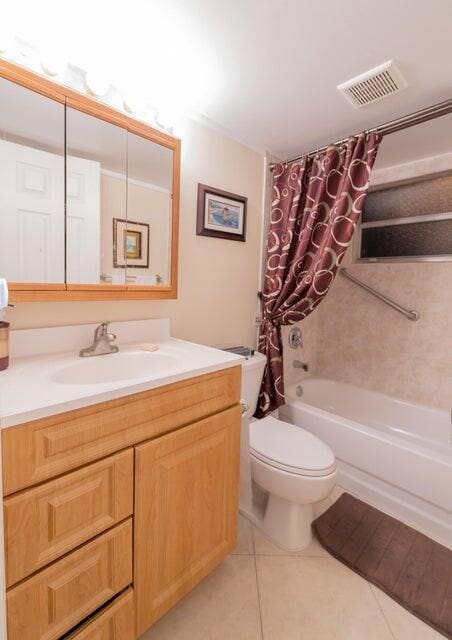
240, 400, 250, 415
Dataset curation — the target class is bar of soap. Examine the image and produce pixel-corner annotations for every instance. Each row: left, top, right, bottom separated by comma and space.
140, 343, 159, 352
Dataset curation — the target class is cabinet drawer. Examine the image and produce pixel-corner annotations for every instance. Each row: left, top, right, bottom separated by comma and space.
7, 519, 132, 640
66, 588, 134, 640
4, 449, 133, 586
2, 366, 241, 495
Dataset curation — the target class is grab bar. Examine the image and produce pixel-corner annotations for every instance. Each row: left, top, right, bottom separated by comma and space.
339, 268, 420, 321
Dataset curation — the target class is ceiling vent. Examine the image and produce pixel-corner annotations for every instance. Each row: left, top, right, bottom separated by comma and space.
337, 61, 407, 108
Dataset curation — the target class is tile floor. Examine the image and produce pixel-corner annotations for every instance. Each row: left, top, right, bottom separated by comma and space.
140, 487, 443, 640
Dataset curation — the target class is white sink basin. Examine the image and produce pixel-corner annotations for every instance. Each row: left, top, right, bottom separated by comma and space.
51, 351, 177, 385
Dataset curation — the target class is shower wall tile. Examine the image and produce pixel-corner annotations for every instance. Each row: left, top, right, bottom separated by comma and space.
313, 261, 452, 410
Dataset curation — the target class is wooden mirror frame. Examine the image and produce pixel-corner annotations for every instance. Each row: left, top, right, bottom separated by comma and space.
0, 58, 180, 302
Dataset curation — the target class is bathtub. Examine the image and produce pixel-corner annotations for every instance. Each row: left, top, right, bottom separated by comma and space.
279, 378, 452, 548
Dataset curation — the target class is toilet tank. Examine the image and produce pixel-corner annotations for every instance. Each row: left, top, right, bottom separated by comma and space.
241, 352, 267, 417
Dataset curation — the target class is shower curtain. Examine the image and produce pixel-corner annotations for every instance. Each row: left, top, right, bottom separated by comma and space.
257, 132, 380, 417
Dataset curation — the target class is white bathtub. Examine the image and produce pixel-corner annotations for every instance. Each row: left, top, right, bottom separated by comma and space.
279, 378, 452, 548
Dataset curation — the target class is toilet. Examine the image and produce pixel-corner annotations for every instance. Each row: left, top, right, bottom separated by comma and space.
240, 352, 337, 551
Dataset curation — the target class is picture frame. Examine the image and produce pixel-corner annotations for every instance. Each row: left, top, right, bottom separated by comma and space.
197, 183, 247, 242
113, 218, 150, 268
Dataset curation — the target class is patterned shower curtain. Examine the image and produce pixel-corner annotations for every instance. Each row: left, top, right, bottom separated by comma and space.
257, 132, 380, 417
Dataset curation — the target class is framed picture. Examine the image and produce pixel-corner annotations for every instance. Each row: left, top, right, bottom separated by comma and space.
113, 218, 150, 268
197, 184, 247, 242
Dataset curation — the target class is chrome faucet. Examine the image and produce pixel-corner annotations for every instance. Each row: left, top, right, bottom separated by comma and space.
79, 321, 118, 357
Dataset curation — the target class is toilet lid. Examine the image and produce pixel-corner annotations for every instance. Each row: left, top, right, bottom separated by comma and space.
249, 416, 336, 477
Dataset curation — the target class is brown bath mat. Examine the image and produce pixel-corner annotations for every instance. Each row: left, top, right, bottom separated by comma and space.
313, 493, 452, 639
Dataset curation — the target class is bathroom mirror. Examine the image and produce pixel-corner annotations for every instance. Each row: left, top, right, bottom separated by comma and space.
125, 133, 173, 286
0, 76, 65, 284
0, 58, 180, 301
66, 106, 128, 286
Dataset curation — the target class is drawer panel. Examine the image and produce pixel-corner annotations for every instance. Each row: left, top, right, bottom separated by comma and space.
4, 449, 133, 586
66, 588, 134, 640
2, 366, 241, 495
7, 519, 132, 640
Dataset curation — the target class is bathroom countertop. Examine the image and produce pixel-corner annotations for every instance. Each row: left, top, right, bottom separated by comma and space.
0, 321, 244, 428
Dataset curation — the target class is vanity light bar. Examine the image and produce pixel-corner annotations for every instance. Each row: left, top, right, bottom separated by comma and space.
0, 38, 174, 132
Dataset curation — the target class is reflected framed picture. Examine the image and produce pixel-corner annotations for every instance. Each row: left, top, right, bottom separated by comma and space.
197, 183, 247, 242
113, 218, 150, 268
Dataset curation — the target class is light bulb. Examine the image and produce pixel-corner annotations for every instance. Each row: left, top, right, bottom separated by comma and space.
155, 107, 175, 130
0, 32, 16, 55
40, 52, 67, 78
84, 71, 110, 97
123, 93, 145, 115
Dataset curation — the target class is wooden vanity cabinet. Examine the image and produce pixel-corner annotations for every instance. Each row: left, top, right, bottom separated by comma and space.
2, 367, 240, 495
1, 366, 242, 639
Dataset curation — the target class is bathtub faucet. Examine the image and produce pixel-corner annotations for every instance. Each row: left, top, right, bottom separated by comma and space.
293, 360, 309, 372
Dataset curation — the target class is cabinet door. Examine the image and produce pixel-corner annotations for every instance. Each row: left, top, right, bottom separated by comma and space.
135, 405, 241, 635
66, 104, 127, 287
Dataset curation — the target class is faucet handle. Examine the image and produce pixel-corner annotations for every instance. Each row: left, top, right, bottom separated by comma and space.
95, 321, 111, 339
293, 360, 309, 372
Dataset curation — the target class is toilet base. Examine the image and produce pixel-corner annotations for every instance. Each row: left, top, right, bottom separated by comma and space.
240, 494, 314, 552
264, 494, 314, 550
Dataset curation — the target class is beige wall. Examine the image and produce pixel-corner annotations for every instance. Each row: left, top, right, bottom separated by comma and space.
11, 116, 265, 348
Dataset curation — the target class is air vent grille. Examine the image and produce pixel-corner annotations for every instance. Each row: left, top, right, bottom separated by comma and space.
338, 61, 407, 109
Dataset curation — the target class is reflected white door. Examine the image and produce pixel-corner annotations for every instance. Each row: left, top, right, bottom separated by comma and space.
0, 139, 64, 282
66, 156, 101, 284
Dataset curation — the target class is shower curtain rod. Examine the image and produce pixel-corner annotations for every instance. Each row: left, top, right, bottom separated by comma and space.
268, 97, 452, 171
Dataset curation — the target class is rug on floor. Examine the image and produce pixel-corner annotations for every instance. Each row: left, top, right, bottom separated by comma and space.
313, 492, 452, 640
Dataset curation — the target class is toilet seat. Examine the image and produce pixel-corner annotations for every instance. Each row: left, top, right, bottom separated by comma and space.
249, 416, 336, 477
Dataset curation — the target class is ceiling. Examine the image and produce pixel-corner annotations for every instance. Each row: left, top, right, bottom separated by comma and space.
4, 0, 452, 166
174, 0, 452, 160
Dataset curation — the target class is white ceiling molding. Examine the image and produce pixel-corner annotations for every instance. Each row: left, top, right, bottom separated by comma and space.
100, 168, 171, 193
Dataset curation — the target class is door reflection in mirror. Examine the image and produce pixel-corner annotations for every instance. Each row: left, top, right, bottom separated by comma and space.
0, 77, 65, 283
